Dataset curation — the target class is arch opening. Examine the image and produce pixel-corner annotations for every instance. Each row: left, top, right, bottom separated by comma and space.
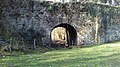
50, 23, 77, 48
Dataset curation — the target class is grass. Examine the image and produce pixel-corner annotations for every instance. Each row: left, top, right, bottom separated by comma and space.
1, 42, 120, 67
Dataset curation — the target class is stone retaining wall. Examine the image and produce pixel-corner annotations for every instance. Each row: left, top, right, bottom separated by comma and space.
0, 0, 120, 46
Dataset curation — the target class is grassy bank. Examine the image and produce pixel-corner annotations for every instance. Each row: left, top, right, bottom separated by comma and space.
1, 42, 120, 67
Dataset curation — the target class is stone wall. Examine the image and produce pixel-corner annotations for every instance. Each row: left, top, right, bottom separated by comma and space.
86, 3, 120, 44
0, 0, 120, 47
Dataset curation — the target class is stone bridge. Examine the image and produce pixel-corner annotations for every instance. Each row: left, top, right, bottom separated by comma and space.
0, 0, 120, 47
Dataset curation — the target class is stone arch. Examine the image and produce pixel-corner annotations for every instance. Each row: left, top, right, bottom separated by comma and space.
50, 23, 77, 48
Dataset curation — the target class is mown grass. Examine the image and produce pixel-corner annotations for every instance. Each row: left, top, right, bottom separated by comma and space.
1, 42, 120, 67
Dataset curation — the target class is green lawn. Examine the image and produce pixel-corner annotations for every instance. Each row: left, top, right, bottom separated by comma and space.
1, 42, 120, 67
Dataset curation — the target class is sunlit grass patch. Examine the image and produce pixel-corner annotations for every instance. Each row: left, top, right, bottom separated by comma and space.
1, 42, 120, 67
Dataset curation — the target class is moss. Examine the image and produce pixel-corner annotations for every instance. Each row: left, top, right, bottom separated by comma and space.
47, 5, 53, 12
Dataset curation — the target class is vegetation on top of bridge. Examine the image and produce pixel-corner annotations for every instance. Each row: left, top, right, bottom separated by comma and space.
39, 1, 120, 15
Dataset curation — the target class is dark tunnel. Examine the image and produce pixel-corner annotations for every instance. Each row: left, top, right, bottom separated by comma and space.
50, 23, 77, 48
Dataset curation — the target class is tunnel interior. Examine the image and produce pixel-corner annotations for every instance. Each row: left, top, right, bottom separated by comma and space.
50, 23, 77, 48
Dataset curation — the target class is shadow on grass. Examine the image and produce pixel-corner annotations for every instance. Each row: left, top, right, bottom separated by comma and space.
34, 53, 120, 67
1, 44, 120, 67
0, 46, 53, 58
1, 40, 119, 58
4, 53, 119, 67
